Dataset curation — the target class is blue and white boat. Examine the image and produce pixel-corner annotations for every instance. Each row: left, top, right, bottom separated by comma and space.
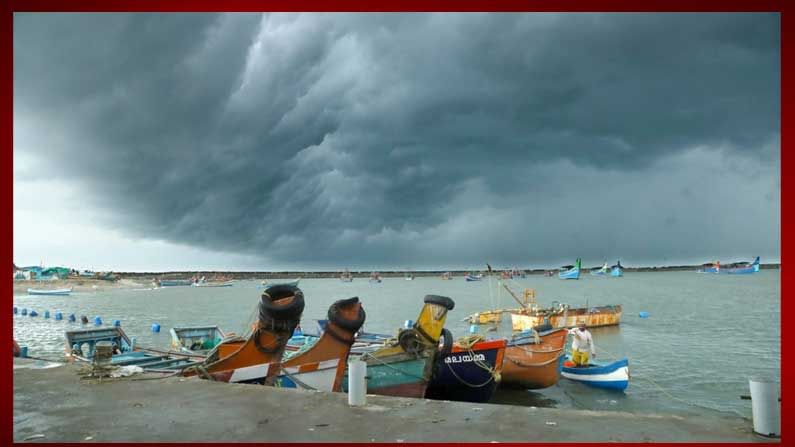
559, 259, 581, 280
590, 262, 608, 276
611, 260, 623, 277
697, 261, 720, 274
258, 278, 301, 289
465, 273, 483, 281
723, 257, 760, 275
561, 355, 629, 390
27, 287, 73, 296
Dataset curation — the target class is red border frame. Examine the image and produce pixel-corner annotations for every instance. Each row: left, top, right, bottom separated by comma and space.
4, 2, 786, 446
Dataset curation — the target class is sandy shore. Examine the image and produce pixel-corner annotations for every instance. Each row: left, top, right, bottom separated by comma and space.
13, 278, 149, 294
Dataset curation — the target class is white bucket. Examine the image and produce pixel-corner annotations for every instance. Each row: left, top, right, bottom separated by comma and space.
749, 377, 780, 437
348, 359, 367, 407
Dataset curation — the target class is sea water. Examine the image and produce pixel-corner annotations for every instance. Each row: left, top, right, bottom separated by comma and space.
13, 270, 779, 419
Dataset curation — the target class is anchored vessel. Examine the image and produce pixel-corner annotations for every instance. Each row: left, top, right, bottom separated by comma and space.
559, 259, 581, 280
561, 356, 630, 390
501, 327, 568, 389
27, 287, 73, 296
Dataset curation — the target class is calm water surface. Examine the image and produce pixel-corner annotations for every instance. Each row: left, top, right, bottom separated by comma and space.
13, 271, 779, 419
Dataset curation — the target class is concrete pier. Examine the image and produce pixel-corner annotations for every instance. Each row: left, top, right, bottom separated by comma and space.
13, 358, 769, 443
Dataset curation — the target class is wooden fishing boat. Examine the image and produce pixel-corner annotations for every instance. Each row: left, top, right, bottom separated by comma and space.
511, 304, 622, 331
27, 287, 72, 296
611, 260, 623, 277
723, 257, 760, 275
425, 331, 506, 403
193, 280, 234, 287
156, 279, 193, 287
181, 284, 305, 383
590, 263, 608, 276
561, 356, 630, 390
369, 272, 382, 283
344, 295, 456, 398
272, 297, 366, 392
559, 259, 581, 280
65, 327, 204, 372
697, 261, 720, 274
257, 278, 300, 288
170, 326, 227, 354
501, 328, 568, 389
340, 270, 354, 282
440, 272, 453, 280
465, 273, 483, 281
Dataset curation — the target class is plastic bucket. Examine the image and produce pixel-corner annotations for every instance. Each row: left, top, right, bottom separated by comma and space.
749, 378, 780, 438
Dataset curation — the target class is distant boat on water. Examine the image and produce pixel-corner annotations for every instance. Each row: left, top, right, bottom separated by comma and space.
369, 272, 382, 283
697, 261, 720, 274
156, 279, 193, 287
340, 270, 353, 282
465, 273, 483, 281
440, 272, 453, 280
590, 262, 608, 276
27, 287, 73, 296
723, 257, 761, 275
559, 259, 581, 280
611, 260, 623, 277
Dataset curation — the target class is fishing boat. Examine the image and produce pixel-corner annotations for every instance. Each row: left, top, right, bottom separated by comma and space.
611, 260, 623, 277
559, 258, 581, 279
425, 331, 506, 403
511, 303, 622, 331
723, 257, 761, 275
501, 327, 568, 389
170, 326, 227, 354
258, 278, 301, 288
465, 273, 483, 281
697, 261, 720, 274
561, 356, 630, 390
181, 284, 306, 383
193, 280, 234, 287
340, 270, 354, 282
405, 273, 415, 281
272, 297, 366, 391
156, 279, 194, 287
27, 287, 73, 296
65, 327, 204, 372
369, 272, 382, 283
590, 262, 608, 276
344, 295, 456, 398
440, 272, 453, 280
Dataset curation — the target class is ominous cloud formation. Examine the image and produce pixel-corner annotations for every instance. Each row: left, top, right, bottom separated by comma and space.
13, 13, 780, 269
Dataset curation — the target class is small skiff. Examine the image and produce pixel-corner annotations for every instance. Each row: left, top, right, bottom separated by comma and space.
27, 288, 73, 296
561, 356, 630, 390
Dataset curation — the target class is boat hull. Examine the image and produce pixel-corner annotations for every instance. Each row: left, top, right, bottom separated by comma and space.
561, 357, 629, 390
511, 305, 622, 331
343, 356, 429, 398
27, 288, 72, 296
426, 339, 506, 403
501, 329, 567, 389
558, 268, 580, 280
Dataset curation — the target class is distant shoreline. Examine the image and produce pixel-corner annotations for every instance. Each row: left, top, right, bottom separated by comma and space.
111, 264, 780, 280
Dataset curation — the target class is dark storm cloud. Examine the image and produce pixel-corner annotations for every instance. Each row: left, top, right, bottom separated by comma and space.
13, 13, 780, 267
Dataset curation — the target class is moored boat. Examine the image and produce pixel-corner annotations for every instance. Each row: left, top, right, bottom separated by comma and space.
590, 262, 608, 276
611, 260, 623, 277
500, 328, 568, 389
425, 331, 506, 403
369, 272, 382, 283
559, 259, 581, 280
27, 287, 73, 296
65, 327, 204, 372
170, 326, 227, 354
340, 270, 354, 282
723, 256, 760, 275
697, 261, 720, 274
561, 356, 630, 390
156, 279, 194, 287
344, 295, 456, 398
440, 272, 453, 280
465, 273, 483, 281
511, 303, 622, 331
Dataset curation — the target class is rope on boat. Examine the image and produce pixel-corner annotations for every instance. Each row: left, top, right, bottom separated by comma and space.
441, 334, 502, 388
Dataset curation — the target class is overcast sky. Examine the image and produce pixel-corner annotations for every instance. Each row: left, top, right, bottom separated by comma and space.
13, 13, 780, 272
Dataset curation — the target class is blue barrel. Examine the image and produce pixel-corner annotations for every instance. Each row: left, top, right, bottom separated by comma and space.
94, 316, 102, 326
151, 322, 161, 333
13, 306, 17, 315
21, 308, 27, 316
29, 310, 38, 317
403, 319, 414, 329
44, 310, 50, 319
55, 312, 63, 321
469, 324, 478, 334
114, 320, 121, 327
639, 311, 650, 319
68, 313, 76, 323
20, 346, 28, 358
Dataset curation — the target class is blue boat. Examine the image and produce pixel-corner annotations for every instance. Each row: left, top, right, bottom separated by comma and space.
590, 262, 608, 276
157, 279, 193, 287
425, 333, 507, 403
697, 261, 721, 274
723, 257, 760, 275
559, 259, 581, 280
465, 273, 483, 281
611, 260, 623, 277
27, 287, 72, 296
561, 355, 629, 390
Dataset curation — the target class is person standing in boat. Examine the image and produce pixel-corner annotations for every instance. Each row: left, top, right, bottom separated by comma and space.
568, 321, 595, 367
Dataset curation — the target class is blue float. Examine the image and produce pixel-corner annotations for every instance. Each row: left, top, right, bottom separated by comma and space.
404, 319, 414, 329
44, 310, 50, 319
151, 322, 161, 333
469, 324, 479, 334
94, 316, 102, 326
13, 306, 17, 315
20, 346, 28, 358
21, 308, 28, 316
68, 313, 76, 323
55, 312, 63, 321
29, 310, 38, 317
639, 311, 650, 319
114, 320, 121, 327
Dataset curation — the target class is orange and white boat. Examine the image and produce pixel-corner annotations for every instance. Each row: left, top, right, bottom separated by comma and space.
500, 327, 568, 389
